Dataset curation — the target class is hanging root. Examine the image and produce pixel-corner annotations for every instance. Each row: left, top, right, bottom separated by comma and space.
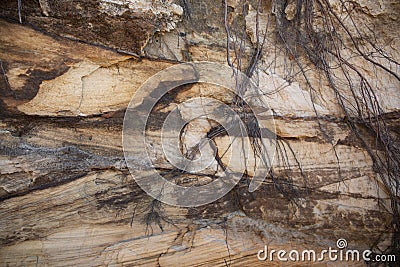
272, 0, 400, 260
143, 199, 172, 236
17, 0, 22, 23
223, 0, 309, 203
222, 0, 400, 260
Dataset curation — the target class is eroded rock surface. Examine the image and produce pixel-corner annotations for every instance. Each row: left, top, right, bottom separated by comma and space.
0, 0, 399, 266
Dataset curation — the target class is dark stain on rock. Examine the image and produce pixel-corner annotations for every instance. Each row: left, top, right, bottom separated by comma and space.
96, 189, 138, 211
0, 0, 161, 55
0, 60, 12, 97
179, 0, 225, 33
145, 83, 197, 131
18, 64, 71, 100
0, 59, 72, 116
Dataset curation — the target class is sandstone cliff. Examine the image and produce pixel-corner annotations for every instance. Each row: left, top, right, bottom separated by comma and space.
0, 0, 399, 266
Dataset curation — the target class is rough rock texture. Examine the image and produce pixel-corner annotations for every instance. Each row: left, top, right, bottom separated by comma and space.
0, 0, 399, 266
0, 0, 183, 55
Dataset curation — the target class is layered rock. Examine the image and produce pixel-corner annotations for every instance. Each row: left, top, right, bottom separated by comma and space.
0, 0, 399, 266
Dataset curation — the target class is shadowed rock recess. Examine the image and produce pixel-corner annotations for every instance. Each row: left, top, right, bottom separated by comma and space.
0, 0, 399, 266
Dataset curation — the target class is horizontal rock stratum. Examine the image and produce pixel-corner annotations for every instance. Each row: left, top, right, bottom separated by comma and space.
0, 0, 399, 266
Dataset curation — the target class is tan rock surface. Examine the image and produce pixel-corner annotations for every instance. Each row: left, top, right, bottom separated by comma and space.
0, 0, 399, 265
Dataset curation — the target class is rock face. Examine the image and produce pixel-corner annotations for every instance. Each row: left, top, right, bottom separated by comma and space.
0, 0, 399, 266
0, 0, 183, 55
